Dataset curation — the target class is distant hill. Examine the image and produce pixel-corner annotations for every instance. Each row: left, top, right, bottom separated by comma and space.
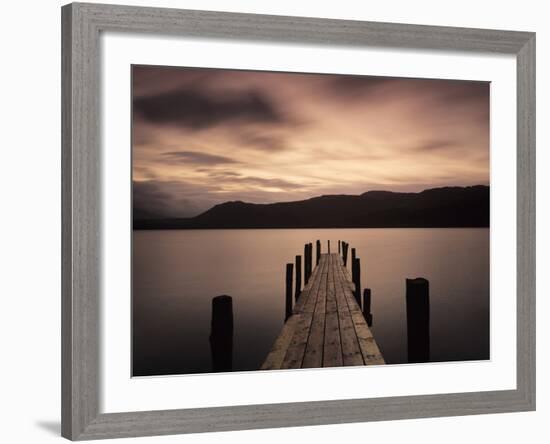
133, 185, 489, 230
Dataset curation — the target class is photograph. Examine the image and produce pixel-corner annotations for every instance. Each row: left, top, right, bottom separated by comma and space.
131, 65, 490, 377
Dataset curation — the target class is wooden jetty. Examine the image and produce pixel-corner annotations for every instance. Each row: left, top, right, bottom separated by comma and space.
261, 251, 385, 370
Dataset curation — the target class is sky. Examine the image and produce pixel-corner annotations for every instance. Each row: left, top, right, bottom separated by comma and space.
132, 65, 489, 219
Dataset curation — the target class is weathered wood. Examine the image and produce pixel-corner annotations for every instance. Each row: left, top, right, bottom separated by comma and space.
406, 278, 430, 363
260, 314, 301, 370
263, 252, 384, 369
316, 240, 321, 265
295, 255, 302, 301
285, 263, 293, 320
363, 288, 373, 326
280, 255, 327, 368
304, 243, 312, 284
307, 243, 313, 282
302, 257, 328, 368
342, 242, 349, 266
334, 260, 385, 365
323, 254, 343, 367
303, 244, 309, 284
293, 256, 323, 313
352, 257, 361, 306
332, 255, 364, 366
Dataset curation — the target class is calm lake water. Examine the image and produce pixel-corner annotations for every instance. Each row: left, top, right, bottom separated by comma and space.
132, 228, 489, 376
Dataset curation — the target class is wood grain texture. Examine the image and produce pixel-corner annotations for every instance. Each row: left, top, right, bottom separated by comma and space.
61, 2, 535, 440
62, 3, 101, 440
264, 254, 382, 370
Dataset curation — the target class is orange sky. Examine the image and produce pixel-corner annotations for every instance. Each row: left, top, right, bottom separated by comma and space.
132, 65, 489, 219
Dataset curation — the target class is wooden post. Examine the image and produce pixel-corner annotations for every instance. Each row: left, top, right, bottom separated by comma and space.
343, 242, 349, 266
363, 288, 373, 326
351, 247, 356, 264
328, 240, 331, 254
310, 243, 314, 275
316, 240, 320, 265
295, 255, 302, 300
304, 244, 309, 284
406, 278, 430, 363
285, 263, 294, 320
209, 295, 233, 372
352, 257, 361, 305
338, 240, 341, 254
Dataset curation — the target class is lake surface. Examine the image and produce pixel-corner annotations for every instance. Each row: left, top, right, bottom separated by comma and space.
132, 228, 489, 376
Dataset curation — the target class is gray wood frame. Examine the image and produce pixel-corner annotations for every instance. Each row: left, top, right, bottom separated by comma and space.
61, 2, 536, 440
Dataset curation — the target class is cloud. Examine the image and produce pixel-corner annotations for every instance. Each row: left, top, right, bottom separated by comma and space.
133, 88, 286, 130
162, 151, 238, 165
229, 176, 299, 190
132, 67, 489, 219
133, 180, 175, 219
413, 139, 458, 152
133, 180, 213, 218
236, 131, 287, 152
327, 75, 394, 96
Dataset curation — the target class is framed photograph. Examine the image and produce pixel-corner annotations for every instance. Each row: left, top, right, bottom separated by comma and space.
62, 2, 535, 440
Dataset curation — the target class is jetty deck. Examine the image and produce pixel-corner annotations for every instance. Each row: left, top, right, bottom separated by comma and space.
261, 252, 385, 370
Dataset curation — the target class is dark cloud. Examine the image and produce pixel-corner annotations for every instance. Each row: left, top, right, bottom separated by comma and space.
132, 65, 220, 98
133, 177, 302, 219
133, 88, 286, 130
133, 180, 210, 218
327, 75, 394, 96
162, 151, 238, 165
414, 139, 458, 152
236, 131, 287, 152
133, 181, 175, 219
327, 75, 488, 110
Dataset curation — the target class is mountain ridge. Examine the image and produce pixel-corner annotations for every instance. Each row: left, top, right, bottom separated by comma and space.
134, 185, 489, 230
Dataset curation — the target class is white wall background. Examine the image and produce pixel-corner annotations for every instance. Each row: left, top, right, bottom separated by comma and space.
0, 0, 546, 443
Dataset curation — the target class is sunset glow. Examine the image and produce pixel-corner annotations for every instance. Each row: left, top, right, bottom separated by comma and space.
132, 66, 489, 218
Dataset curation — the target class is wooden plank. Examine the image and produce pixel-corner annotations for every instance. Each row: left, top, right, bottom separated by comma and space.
293, 254, 323, 313
349, 310, 385, 365
280, 255, 327, 368
260, 315, 301, 370
332, 254, 364, 366
334, 257, 385, 365
302, 257, 328, 368
322, 255, 343, 367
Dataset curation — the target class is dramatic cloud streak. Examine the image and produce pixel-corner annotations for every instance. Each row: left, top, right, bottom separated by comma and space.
132, 66, 489, 218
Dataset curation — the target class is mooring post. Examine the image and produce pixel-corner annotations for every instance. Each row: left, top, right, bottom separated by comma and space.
363, 288, 373, 326
309, 243, 314, 277
406, 278, 430, 363
351, 247, 356, 265
285, 263, 294, 320
352, 257, 361, 305
338, 240, 341, 254
316, 240, 321, 265
310, 243, 314, 277
210, 295, 233, 372
328, 240, 331, 254
295, 255, 302, 301
343, 242, 349, 266
306, 244, 310, 283
304, 244, 309, 284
